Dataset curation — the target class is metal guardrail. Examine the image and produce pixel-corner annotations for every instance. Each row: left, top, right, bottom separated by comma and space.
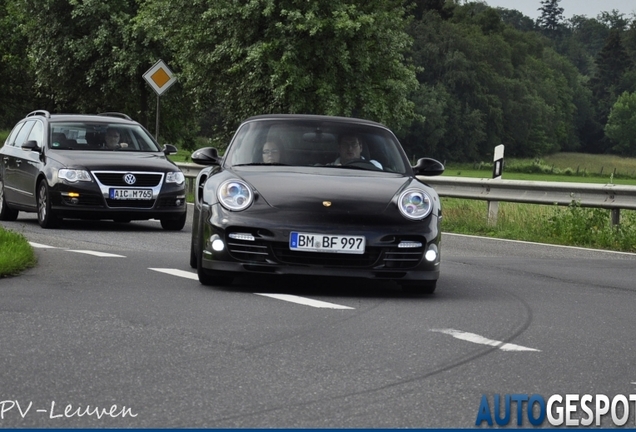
176, 162, 636, 225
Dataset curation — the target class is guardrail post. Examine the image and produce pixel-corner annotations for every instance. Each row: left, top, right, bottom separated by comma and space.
611, 208, 620, 227
487, 144, 504, 226
487, 201, 499, 226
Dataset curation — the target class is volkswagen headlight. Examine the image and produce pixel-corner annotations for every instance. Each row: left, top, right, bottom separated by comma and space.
58, 169, 92, 183
398, 189, 433, 220
166, 171, 185, 184
217, 179, 253, 211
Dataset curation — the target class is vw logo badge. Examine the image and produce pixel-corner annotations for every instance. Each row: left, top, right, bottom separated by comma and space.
124, 173, 137, 185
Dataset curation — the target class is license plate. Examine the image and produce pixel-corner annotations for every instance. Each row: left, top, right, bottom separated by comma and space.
109, 188, 153, 200
290, 232, 365, 254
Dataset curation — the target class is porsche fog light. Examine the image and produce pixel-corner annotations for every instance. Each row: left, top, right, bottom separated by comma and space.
218, 179, 253, 211
425, 244, 438, 262
398, 189, 433, 220
210, 234, 225, 252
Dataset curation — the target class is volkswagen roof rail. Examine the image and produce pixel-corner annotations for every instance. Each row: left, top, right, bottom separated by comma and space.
97, 112, 132, 120
26, 110, 51, 118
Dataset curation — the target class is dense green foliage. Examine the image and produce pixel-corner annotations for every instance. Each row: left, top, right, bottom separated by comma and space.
0, 0, 634, 158
605, 91, 636, 155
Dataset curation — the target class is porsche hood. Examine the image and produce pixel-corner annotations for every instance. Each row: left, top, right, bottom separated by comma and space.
236, 169, 415, 214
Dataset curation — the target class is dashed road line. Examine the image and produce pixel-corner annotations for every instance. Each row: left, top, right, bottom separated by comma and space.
148, 268, 355, 309
67, 250, 126, 258
149, 268, 199, 280
29, 242, 57, 249
431, 328, 540, 352
255, 293, 355, 309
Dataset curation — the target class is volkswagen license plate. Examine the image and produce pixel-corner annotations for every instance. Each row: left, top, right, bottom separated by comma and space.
109, 189, 153, 200
290, 232, 365, 254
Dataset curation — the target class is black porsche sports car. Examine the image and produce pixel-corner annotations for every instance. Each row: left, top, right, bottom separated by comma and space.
0, 110, 187, 229
190, 114, 444, 293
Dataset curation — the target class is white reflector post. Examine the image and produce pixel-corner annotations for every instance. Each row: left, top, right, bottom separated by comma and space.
488, 144, 505, 226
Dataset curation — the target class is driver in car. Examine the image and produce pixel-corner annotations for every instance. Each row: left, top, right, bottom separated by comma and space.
332, 134, 382, 169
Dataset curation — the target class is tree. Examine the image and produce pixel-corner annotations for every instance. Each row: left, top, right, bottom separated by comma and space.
0, 0, 39, 127
536, 0, 564, 36
587, 29, 634, 152
605, 91, 636, 155
10, 0, 199, 145
137, 0, 419, 137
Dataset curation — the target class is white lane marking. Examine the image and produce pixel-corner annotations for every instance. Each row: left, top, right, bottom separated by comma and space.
149, 268, 198, 280
29, 242, 57, 249
431, 328, 540, 352
444, 232, 636, 257
256, 293, 354, 310
67, 250, 126, 258
148, 269, 355, 309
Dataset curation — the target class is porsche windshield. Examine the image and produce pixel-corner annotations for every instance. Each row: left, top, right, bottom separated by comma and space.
224, 119, 410, 174
49, 123, 161, 152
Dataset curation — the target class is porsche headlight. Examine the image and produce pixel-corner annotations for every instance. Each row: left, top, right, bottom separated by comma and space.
166, 171, 185, 184
58, 169, 92, 183
217, 179, 253, 211
398, 189, 433, 220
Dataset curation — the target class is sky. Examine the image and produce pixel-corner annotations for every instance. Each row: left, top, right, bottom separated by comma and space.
481, 0, 636, 20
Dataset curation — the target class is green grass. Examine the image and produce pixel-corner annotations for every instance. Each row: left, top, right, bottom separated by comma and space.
445, 153, 636, 185
0, 227, 36, 277
442, 198, 636, 253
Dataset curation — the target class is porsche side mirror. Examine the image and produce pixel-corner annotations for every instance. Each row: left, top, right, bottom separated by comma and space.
163, 144, 178, 155
192, 147, 222, 166
412, 157, 444, 176
22, 140, 41, 152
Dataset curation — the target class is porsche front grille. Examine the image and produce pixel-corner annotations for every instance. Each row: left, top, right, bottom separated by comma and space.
226, 238, 424, 269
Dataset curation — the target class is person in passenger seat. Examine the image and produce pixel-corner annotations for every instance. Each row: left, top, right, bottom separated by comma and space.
262, 140, 283, 164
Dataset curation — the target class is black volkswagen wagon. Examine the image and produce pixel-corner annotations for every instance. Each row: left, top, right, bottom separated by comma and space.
0, 111, 187, 229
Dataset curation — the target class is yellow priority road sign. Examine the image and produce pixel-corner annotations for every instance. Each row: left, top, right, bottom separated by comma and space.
143, 59, 176, 96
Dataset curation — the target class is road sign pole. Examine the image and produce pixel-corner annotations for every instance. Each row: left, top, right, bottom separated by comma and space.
156, 96, 160, 143
142, 59, 176, 144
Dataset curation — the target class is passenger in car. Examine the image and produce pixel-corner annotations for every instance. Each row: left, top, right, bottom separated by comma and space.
261, 139, 283, 164
331, 134, 382, 169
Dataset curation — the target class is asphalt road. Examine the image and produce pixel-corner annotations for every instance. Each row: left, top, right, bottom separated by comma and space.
1, 207, 636, 428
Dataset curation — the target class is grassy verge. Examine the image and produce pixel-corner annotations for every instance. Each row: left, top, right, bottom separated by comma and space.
0, 227, 37, 277
445, 153, 636, 185
442, 198, 636, 253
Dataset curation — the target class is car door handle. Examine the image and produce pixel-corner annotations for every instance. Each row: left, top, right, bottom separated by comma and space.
15, 159, 21, 166
2, 156, 8, 164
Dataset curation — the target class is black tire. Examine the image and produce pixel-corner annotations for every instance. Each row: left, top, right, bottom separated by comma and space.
197, 249, 234, 286
161, 212, 187, 231
401, 280, 437, 295
189, 242, 197, 269
0, 180, 19, 221
37, 179, 60, 229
